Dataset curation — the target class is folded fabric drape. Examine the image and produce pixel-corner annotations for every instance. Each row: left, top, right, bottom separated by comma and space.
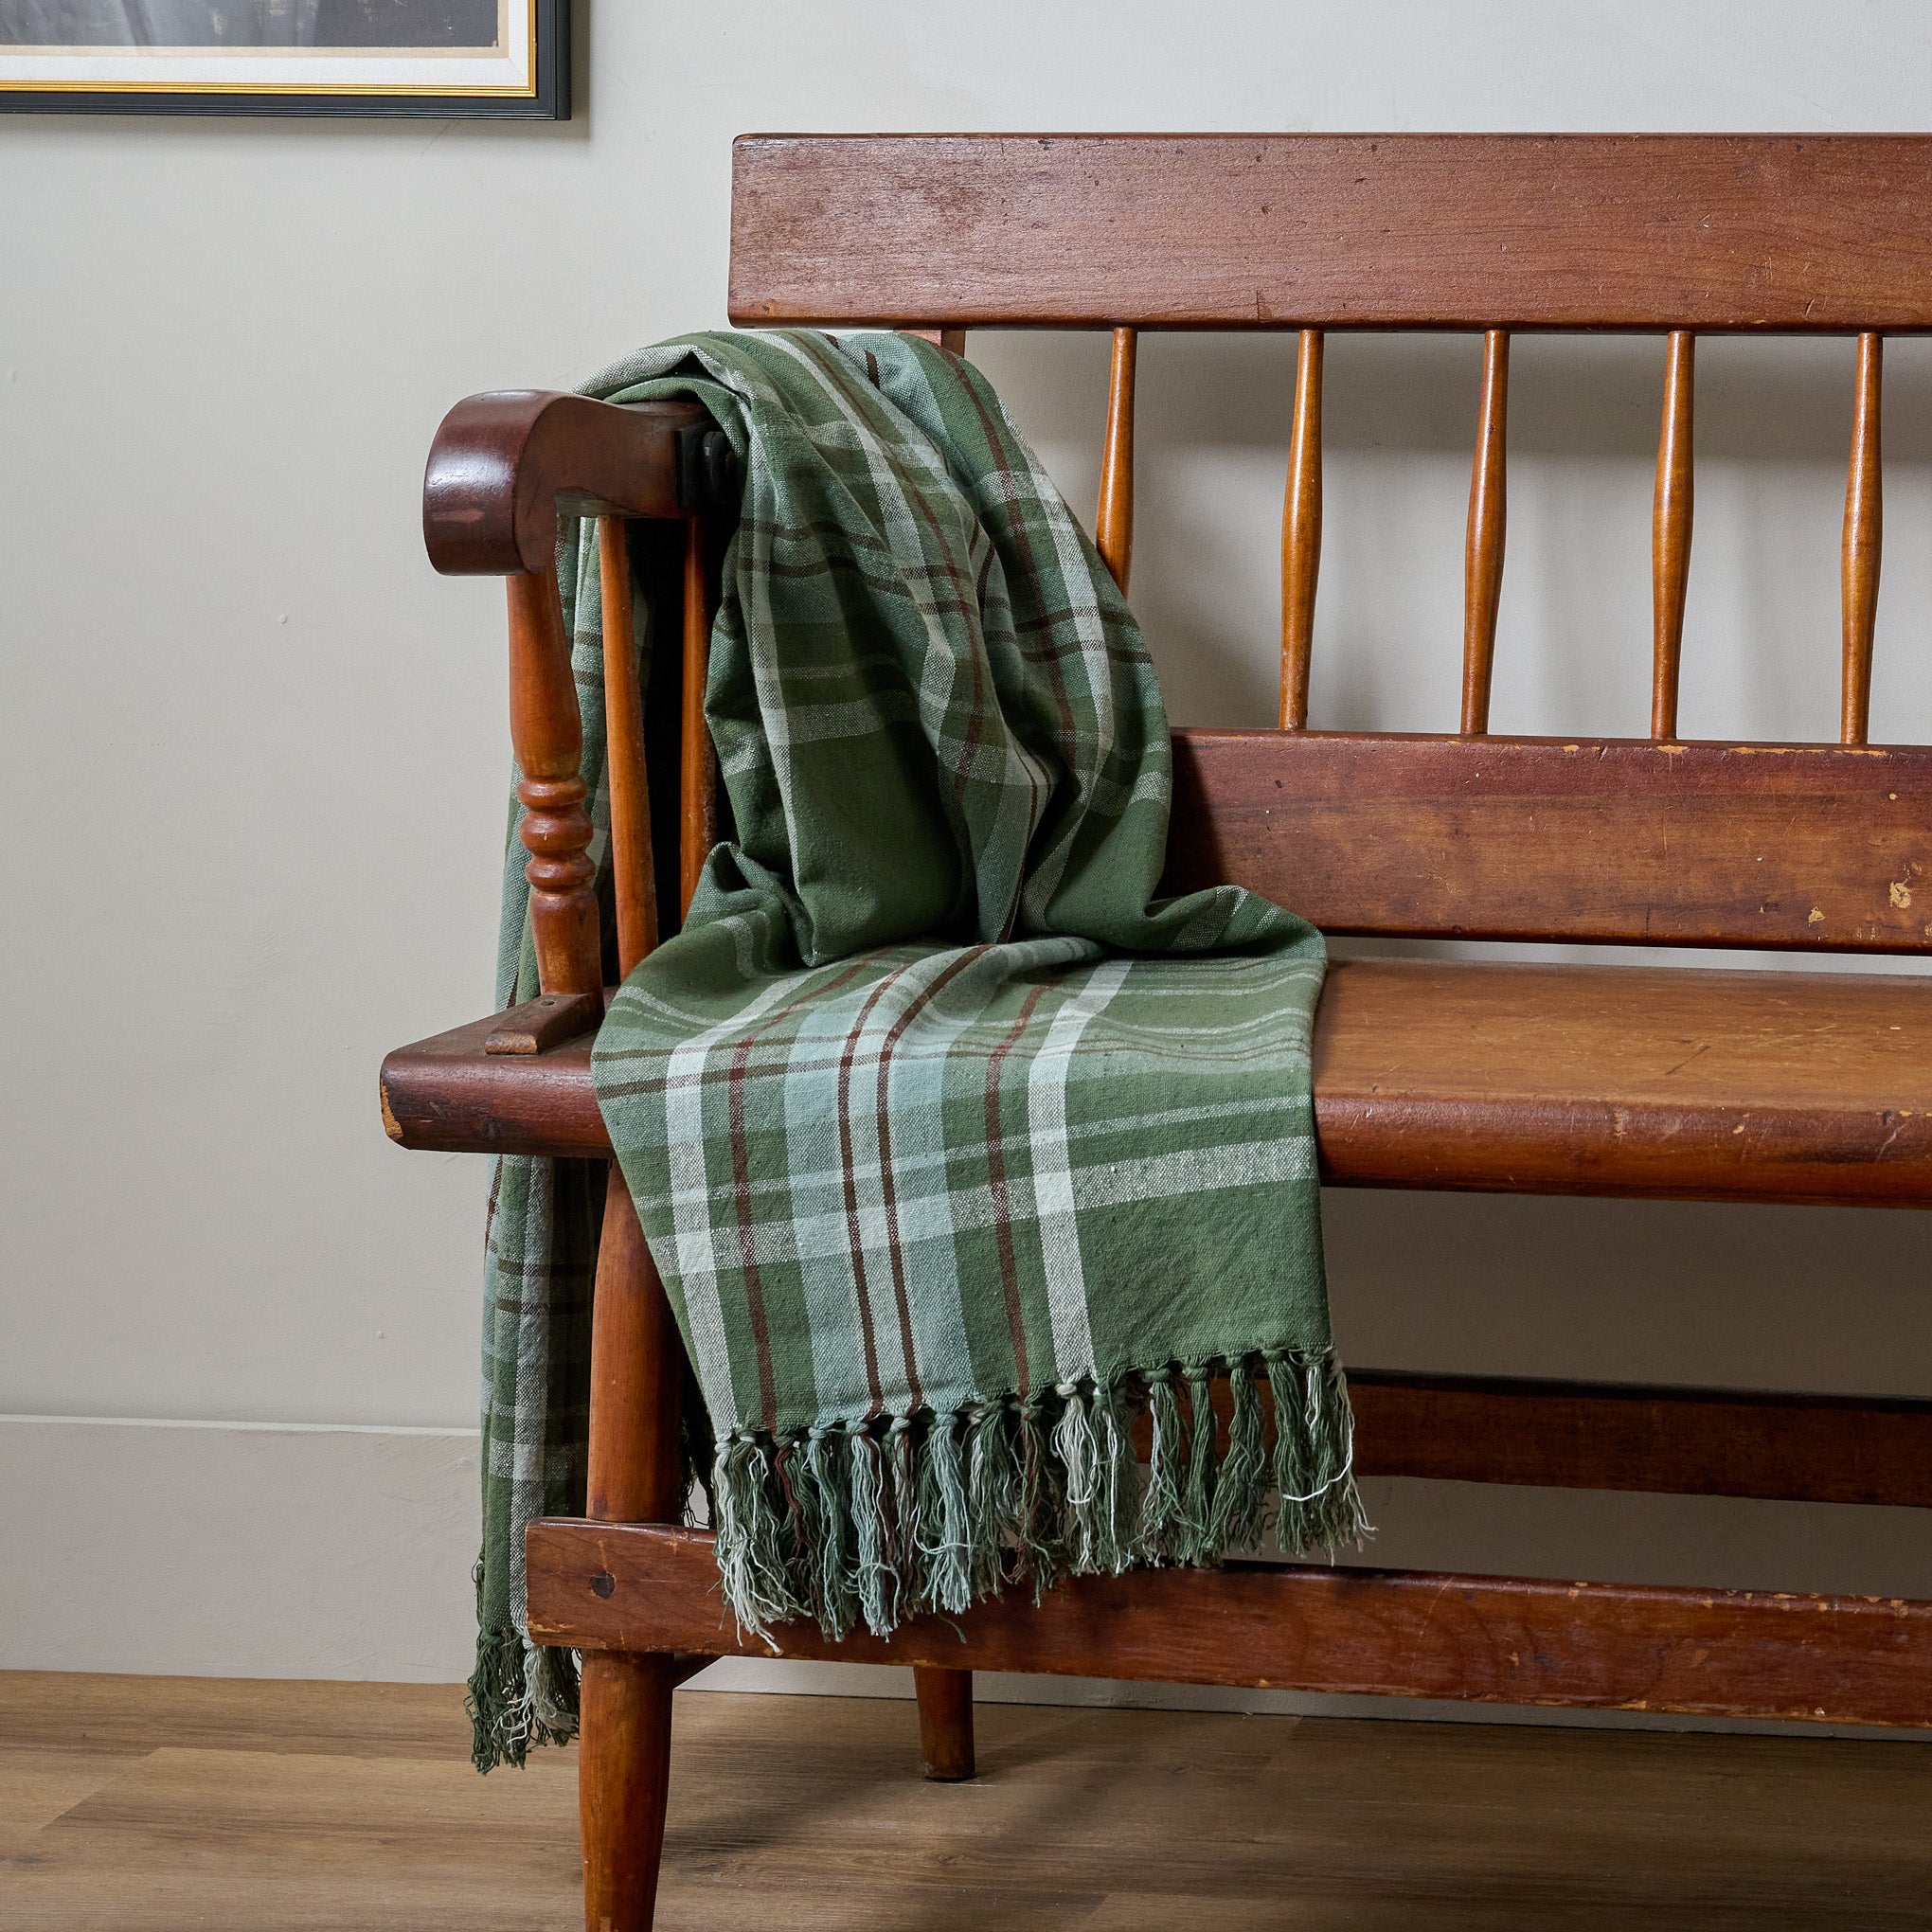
472, 331, 1362, 1768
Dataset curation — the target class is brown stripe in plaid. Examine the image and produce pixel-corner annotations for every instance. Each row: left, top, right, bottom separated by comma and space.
473, 329, 1352, 1714
869, 945, 989, 1413
981, 980, 1049, 1400
833, 969, 897, 1419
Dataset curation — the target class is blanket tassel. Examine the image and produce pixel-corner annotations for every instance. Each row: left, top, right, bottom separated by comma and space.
710, 1352, 1366, 1646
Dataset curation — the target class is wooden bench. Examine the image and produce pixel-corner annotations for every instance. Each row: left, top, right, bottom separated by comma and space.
380, 134, 1932, 1928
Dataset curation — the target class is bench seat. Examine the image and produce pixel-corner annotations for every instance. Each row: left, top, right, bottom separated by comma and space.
381, 956, 1932, 1207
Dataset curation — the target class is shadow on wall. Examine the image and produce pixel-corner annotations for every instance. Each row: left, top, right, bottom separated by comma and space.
1322, 1186, 1929, 1396
993, 327, 1932, 460
1326, 1186, 1932, 1603
975, 330, 1932, 746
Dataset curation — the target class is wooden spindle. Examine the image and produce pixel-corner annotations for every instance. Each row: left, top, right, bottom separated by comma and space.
507, 564, 600, 996
598, 518, 657, 979
1280, 328, 1325, 730
679, 515, 719, 919
1842, 332, 1884, 747
586, 1180, 686, 1529
581, 528, 691, 1932
1461, 330, 1511, 735
907, 327, 968, 355
1096, 326, 1137, 591
1651, 331, 1696, 741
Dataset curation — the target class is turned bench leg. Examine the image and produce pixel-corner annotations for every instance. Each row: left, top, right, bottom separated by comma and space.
914, 1665, 976, 1780
577, 1178, 688, 1930
581, 1653, 676, 1931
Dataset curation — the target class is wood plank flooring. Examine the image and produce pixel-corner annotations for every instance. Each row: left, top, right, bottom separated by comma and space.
2, 1672, 1927, 1929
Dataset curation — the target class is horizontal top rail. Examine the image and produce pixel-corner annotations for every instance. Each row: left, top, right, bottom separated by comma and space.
730, 134, 1932, 331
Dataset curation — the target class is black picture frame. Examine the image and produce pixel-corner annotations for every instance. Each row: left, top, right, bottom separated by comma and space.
0, 0, 568, 118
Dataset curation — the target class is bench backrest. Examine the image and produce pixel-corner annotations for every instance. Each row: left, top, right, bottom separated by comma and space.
727, 134, 1932, 955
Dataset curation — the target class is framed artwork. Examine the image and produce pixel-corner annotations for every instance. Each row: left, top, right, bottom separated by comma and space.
0, 0, 568, 116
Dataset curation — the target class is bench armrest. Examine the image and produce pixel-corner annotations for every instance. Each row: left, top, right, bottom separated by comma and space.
422, 389, 736, 576
412, 384, 735, 1016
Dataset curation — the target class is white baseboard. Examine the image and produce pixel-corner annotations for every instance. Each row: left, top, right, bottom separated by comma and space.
3, 1415, 1923, 1740
0, 1414, 480, 1681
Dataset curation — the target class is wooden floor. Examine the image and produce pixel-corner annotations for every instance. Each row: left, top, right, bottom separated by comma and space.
2, 1673, 1927, 1930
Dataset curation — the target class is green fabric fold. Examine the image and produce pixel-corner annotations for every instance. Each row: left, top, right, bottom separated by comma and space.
474, 330, 1362, 1767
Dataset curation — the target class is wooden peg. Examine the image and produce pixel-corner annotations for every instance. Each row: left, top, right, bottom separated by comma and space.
1651, 331, 1695, 741
1280, 329, 1324, 730
482, 990, 602, 1057
1096, 326, 1137, 590
1842, 332, 1883, 747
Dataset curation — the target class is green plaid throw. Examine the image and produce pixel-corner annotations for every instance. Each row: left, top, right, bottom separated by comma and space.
472, 331, 1362, 1768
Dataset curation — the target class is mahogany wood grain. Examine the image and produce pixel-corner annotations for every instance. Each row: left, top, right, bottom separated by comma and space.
679, 516, 718, 920
730, 134, 1932, 332
1095, 326, 1137, 590
577, 1196, 685, 1931
1462, 330, 1509, 734
507, 567, 601, 997
381, 1008, 599, 1156
580, 1113, 686, 1932
1342, 1371, 1932, 1508
599, 518, 658, 977
378, 957, 1932, 1207
1170, 1368, 1932, 1508
424, 392, 708, 577
912, 1668, 975, 1780
1843, 332, 1884, 747
578, 1652, 675, 1932
1651, 331, 1695, 741
582, 501, 682, 1932
1311, 957, 1932, 1205
1166, 729, 1932, 953
585, 1184, 685, 1528
482, 990, 602, 1057
528, 1522, 1932, 1730
1279, 329, 1323, 729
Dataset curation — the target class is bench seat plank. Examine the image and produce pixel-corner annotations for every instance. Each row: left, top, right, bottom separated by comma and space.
380, 957, 1932, 1206
1315, 957, 1931, 1204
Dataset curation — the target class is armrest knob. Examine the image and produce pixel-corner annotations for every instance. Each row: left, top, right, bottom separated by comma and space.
423, 390, 714, 576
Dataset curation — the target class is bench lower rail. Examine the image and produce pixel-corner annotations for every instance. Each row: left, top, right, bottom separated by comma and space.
527, 1521, 1931, 1730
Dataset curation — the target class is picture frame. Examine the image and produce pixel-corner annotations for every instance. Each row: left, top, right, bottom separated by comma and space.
0, 0, 568, 117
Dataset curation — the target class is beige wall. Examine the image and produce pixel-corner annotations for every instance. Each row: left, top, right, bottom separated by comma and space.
3, 1, 1928, 1712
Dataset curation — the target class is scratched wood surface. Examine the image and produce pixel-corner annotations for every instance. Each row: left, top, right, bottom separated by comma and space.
729, 134, 1932, 331
528, 1524, 1932, 1731
5, 1672, 1928, 1931
1165, 732, 1932, 953
380, 955, 1932, 1204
